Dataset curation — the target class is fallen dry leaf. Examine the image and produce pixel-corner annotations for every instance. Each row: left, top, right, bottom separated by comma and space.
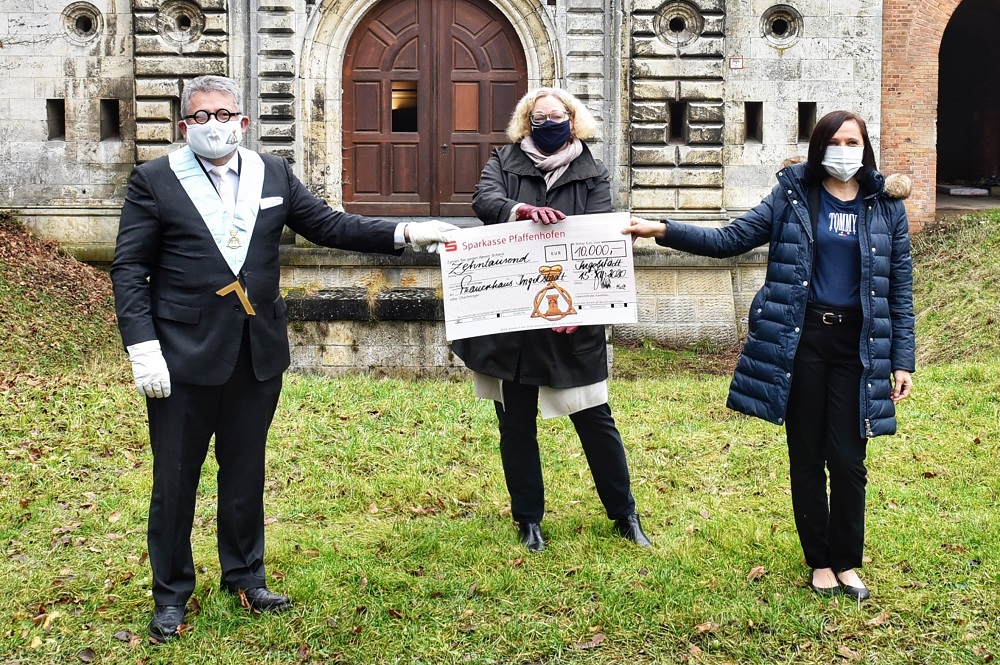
571, 632, 606, 650
297, 644, 310, 661
695, 620, 718, 634
837, 645, 861, 661
107, 511, 121, 523
77, 648, 96, 662
866, 611, 890, 627
972, 646, 994, 661
699, 509, 710, 519
746, 565, 767, 581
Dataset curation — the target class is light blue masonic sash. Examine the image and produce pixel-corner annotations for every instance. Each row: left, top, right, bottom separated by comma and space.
168, 146, 265, 276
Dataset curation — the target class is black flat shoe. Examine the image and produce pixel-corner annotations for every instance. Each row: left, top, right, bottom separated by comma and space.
836, 573, 871, 600
809, 570, 842, 597
148, 604, 185, 642
234, 586, 292, 612
517, 521, 545, 552
613, 514, 653, 547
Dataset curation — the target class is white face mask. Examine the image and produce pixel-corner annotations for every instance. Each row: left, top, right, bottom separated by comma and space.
185, 118, 244, 159
822, 145, 865, 182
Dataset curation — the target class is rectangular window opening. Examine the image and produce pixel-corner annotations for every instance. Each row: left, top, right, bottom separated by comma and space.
798, 101, 817, 142
100, 99, 121, 141
172, 97, 183, 143
744, 101, 763, 143
668, 100, 687, 143
391, 81, 418, 133
47, 99, 66, 141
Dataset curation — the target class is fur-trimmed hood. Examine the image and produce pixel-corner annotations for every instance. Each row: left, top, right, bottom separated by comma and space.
884, 173, 912, 200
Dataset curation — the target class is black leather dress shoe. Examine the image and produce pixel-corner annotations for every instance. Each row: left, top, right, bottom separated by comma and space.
613, 514, 653, 547
517, 522, 545, 552
148, 604, 185, 642
809, 570, 842, 597
237, 587, 292, 612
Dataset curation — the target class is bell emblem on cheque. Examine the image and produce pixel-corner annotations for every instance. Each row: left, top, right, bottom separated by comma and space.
531, 265, 577, 321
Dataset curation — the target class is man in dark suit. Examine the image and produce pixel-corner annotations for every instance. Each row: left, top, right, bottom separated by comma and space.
111, 75, 456, 642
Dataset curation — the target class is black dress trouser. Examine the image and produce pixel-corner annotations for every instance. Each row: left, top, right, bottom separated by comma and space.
784, 312, 867, 572
145, 324, 282, 605
494, 380, 636, 524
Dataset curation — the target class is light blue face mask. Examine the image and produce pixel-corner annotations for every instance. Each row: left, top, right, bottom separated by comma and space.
822, 145, 864, 182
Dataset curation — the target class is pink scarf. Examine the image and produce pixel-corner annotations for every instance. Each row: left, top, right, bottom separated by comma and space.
520, 137, 584, 190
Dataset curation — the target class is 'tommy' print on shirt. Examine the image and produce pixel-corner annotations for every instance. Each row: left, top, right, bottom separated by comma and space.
827, 210, 857, 236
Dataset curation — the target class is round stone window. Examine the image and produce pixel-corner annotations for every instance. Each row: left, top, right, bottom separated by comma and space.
654, 1, 704, 47
62, 2, 103, 45
761, 5, 803, 47
156, 0, 206, 46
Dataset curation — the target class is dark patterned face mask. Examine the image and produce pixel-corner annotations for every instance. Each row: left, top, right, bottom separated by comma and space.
530, 120, 571, 154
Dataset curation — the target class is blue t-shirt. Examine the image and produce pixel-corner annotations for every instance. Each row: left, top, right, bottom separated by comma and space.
809, 187, 862, 309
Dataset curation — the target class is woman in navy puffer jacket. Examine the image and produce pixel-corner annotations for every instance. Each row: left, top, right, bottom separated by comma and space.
626, 111, 915, 601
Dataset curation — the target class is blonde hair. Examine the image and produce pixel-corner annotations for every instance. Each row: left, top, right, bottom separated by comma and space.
506, 87, 599, 143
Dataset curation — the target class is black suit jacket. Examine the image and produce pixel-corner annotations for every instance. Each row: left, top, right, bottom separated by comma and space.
111, 150, 401, 385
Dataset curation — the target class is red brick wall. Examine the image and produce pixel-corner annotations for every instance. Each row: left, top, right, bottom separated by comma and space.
881, 0, 961, 230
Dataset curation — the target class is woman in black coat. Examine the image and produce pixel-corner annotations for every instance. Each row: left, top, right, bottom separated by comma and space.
626, 111, 915, 599
452, 87, 650, 552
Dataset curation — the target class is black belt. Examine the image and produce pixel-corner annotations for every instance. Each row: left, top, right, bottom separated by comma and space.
804, 306, 861, 325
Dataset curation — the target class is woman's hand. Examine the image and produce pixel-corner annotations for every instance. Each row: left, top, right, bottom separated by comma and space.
551, 326, 578, 334
623, 216, 667, 241
515, 205, 566, 224
891, 370, 913, 402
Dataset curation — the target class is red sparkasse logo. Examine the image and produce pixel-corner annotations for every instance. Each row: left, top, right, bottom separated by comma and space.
444, 240, 457, 252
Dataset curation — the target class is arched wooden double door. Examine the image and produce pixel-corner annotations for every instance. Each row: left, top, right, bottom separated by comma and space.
342, 0, 527, 216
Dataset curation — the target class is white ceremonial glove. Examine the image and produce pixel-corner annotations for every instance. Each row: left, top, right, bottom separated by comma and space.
406, 220, 460, 253
126, 339, 172, 398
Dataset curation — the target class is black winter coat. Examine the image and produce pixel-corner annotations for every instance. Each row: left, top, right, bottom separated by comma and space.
451, 142, 612, 388
657, 163, 915, 438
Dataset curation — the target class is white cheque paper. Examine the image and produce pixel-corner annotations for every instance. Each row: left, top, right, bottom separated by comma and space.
440, 212, 637, 341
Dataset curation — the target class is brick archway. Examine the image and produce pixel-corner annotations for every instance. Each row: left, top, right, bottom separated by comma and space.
881, 0, 962, 229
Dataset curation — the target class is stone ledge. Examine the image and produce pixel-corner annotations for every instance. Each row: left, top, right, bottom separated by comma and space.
285, 287, 443, 322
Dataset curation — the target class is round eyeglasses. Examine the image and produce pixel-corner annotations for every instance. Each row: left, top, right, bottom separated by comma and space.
184, 109, 241, 124
530, 110, 571, 125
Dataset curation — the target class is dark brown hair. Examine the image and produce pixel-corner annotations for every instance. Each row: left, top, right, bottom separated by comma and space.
805, 110, 877, 181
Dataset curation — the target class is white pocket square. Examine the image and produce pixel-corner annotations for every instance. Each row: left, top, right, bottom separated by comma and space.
260, 196, 283, 210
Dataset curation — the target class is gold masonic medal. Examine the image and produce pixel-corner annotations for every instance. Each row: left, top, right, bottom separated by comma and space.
226, 228, 241, 249
530, 265, 577, 321
216, 279, 256, 315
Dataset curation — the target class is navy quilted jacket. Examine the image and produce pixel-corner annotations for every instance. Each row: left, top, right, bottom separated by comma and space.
657, 162, 915, 438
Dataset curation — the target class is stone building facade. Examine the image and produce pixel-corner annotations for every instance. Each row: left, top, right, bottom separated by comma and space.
0, 1, 991, 369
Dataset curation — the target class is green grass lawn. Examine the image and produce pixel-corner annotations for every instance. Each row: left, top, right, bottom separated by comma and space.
2, 212, 1000, 663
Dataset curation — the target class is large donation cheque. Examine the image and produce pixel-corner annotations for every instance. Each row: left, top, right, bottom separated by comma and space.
439, 212, 638, 341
